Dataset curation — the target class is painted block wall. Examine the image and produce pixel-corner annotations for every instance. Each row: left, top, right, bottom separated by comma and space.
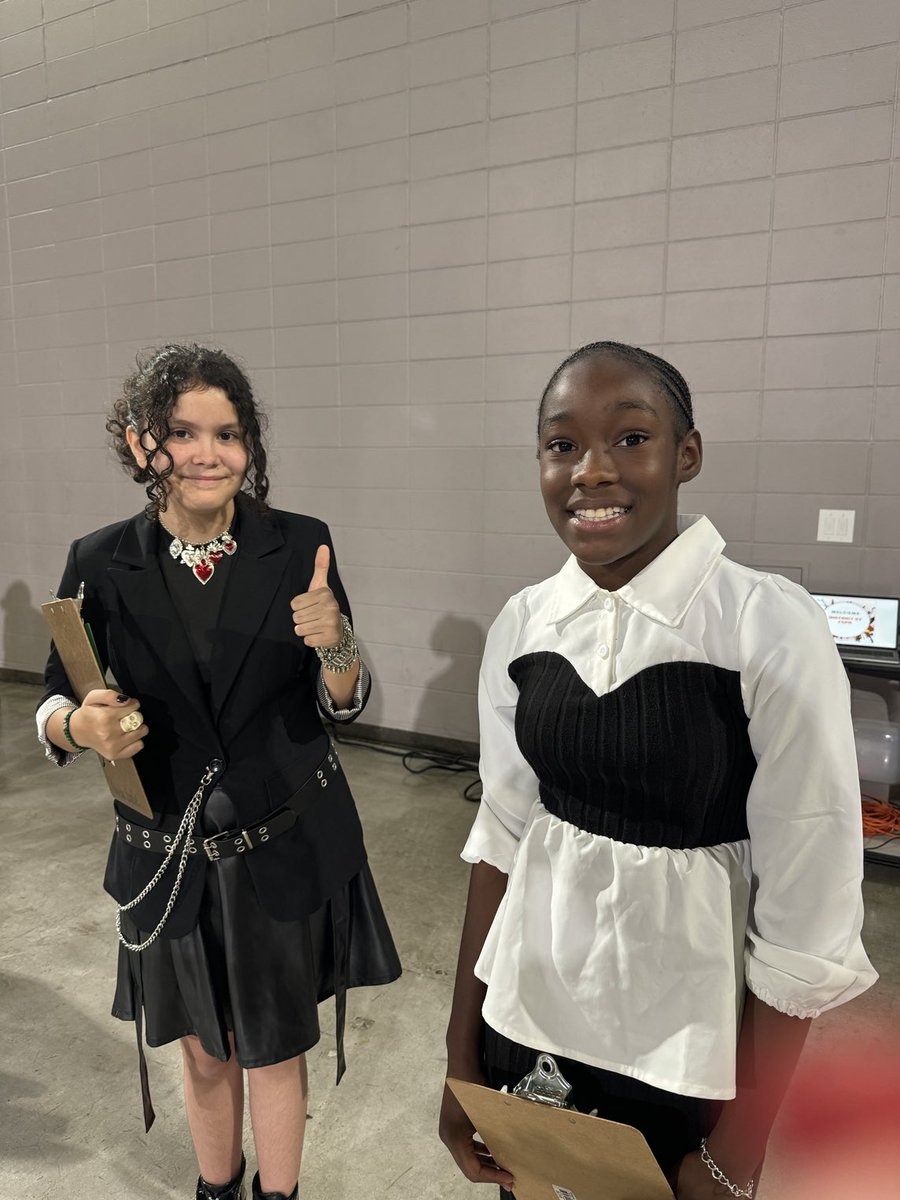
1, 0, 899, 742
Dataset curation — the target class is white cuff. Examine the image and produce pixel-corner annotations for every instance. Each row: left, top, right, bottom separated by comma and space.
316, 659, 370, 722
744, 925, 878, 1020
36, 695, 86, 766
461, 795, 522, 875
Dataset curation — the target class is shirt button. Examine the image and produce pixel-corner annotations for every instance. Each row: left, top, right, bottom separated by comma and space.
603, 597, 614, 611
599, 644, 610, 659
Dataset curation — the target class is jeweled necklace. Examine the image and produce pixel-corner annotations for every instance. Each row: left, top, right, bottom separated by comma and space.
158, 516, 237, 585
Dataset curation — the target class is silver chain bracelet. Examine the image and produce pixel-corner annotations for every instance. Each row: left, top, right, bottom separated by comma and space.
115, 764, 216, 952
315, 613, 358, 672
699, 1139, 754, 1198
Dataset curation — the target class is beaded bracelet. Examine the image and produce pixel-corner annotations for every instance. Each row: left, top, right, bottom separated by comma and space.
699, 1140, 754, 1198
62, 706, 88, 753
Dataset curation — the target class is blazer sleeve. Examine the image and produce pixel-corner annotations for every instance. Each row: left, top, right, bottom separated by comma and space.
39, 536, 111, 703
36, 537, 111, 764
303, 520, 372, 724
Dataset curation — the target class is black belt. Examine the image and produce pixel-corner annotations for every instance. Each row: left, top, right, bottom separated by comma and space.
115, 805, 296, 860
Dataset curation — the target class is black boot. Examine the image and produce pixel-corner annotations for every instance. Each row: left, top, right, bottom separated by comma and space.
196, 1153, 246, 1200
251, 1171, 298, 1200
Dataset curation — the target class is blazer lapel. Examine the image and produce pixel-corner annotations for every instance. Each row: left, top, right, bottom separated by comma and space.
107, 515, 216, 739
208, 500, 290, 723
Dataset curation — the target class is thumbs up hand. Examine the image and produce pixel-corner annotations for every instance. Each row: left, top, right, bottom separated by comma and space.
290, 544, 343, 648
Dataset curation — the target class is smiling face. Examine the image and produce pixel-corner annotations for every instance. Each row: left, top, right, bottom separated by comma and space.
538, 354, 702, 590
126, 385, 248, 534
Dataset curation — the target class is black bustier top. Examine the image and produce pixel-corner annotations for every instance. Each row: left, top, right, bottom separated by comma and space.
508, 652, 757, 850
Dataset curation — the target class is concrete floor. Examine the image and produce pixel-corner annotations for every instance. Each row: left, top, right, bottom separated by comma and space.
2, 677, 899, 1200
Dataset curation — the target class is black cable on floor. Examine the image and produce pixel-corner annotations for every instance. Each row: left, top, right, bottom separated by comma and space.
865, 834, 900, 849
332, 729, 482, 801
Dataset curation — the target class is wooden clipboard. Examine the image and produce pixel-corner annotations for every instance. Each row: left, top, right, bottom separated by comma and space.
448, 1078, 674, 1200
41, 597, 153, 819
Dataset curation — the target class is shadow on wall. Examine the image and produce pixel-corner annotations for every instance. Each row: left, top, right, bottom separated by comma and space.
1, 581, 49, 677
412, 613, 486, 747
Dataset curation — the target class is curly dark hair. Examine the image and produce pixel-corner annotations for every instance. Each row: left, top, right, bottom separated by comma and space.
106, 343, 270, 519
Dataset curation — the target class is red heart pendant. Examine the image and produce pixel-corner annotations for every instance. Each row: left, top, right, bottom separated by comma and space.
222, 537, 236, 555
210, 550, 223, 563
193, 561, 213, 584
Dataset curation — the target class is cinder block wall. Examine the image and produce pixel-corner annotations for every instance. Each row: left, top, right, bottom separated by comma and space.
1, 0, 899, 742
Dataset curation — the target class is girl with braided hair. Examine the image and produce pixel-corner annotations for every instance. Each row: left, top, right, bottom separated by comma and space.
439, 341, 876, 1198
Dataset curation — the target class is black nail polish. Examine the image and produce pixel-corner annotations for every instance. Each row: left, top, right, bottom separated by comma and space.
116, 694, 129, 703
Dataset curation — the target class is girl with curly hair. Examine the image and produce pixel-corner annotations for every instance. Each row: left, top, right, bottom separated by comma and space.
37, 344, 400, 1200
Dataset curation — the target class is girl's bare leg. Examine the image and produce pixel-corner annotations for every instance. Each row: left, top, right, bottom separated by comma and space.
181, 1033, 244, 1186
247, 1054, 308, 1195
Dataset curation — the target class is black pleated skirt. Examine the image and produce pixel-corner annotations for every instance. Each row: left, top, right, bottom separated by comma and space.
483, 1025, 722, 1184
112, 789, 401, 1070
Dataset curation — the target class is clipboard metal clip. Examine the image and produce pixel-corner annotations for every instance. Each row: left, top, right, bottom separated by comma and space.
49, 582, 85, 608
511, 1054, 574, 1109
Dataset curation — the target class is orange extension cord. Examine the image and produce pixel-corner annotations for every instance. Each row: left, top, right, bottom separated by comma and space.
861, 795, 900, 839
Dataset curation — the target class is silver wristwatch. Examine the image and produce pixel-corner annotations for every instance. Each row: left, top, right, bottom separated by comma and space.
315, 614, 358, 673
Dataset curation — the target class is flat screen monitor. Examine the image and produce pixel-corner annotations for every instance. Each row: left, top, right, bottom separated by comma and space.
809, 594, 900, 651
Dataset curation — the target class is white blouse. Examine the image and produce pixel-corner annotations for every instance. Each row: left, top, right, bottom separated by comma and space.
464, 515, 877, 1100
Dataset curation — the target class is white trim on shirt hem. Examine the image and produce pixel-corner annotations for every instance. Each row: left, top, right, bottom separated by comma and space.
480, 1011, 738, 1102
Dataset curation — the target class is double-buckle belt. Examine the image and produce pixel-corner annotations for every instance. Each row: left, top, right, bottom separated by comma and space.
114, 748, 343, 864
116, 806, 296, 860
114, 747, 341, 861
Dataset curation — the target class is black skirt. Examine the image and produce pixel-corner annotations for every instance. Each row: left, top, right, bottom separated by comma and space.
112, 788, 401, 1071
483, 1025, 722, 1183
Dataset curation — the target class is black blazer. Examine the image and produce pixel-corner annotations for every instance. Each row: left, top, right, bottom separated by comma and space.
40, 496, 369, 937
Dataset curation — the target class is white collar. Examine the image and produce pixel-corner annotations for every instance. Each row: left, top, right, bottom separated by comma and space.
546, 515, 726, 628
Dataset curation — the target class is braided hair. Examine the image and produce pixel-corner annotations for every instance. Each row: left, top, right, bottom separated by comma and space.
538, 342, 695, 441
107, 343, 270, 520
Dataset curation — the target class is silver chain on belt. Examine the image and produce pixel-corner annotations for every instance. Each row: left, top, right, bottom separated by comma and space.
115, 765, 217, 953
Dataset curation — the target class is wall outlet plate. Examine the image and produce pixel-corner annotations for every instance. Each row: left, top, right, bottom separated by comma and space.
817, 509, 855, 543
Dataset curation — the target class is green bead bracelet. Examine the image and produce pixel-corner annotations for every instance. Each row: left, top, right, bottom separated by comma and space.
62, 706, 88, 753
